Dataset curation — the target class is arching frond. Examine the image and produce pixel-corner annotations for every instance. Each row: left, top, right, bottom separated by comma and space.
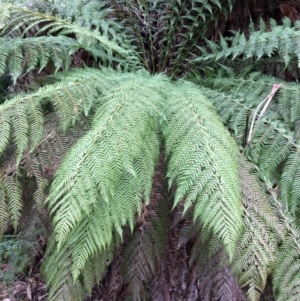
197, 71, 300, 128
281, 152, 300, 223
273, 230, 300, 301
0, 68, 117, 162
0, 2, 137, 68
163, 80, 242, 258
1, 174, 22, 231
0, 68, 131, 236
44, 76, 164, 298
233, 159, 284, 301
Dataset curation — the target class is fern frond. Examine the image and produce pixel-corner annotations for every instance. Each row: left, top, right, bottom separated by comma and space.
281, 152, 300, 223
0, 3, 11, 30
23, 114, 89, 207
0, 3, 137, 68
197, 74, 300, 299
0, 36, 79, 83
45, 76, 163, 285
0, 68, 124, 236
233, 159, 284, 301
198, 252, 245, 301
80, 240, 117, 295
44, 232, 120, 300
120, 155, 169, 300
176, 213, 245, 301
0, 114, 89, 236
193, 18, 300, 67
2, 174, 22, 230
177, 158, 284, 301
163, 80, 242, 258
197, 72, 300, 128
0, 68, 115, 162
235, 157, 300, 301
198, 77, 300, 226
264, 189, 300, 301
273, 231, 300, 301
0, 182, 9, 237
42, 236, 84, 301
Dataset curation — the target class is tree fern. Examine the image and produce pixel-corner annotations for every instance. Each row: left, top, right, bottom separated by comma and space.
3, 1, 300, 300
15, 71, 240, 300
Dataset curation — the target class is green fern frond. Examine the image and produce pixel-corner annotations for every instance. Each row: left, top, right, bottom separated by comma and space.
238, 160, 300, 301
163, 80, 242, 258
0, 3, 10, 30
0, 3, 136, 67
198, 76, 300, 226
193, 18, 300, 67
0, 181, 9, 238
0, 68, 125, 236
266, 190, 300, 301
198, 72, 300, 128
120, 156, 169, 300
44, 232, 120, 300
233, 159, 284, 301
2, 175, 22, 231
177, 158, 285, 301
273, 231, 300, 301
281, 153, 300, 223
23, 114, 89, 208
0, 36, 79, 83
0, 68, 115, 162
45, 76, 163, 283
197, 73, 300, 299
80, 240, 117, 295
0, 115, 89, 236
43, 236, 84, 301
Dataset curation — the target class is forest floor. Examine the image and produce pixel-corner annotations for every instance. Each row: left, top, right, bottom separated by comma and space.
0, 275, 47, 301
0, 274, 276, 301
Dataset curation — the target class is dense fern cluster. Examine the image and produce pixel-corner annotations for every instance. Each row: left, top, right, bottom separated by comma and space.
1, 1, 300, 301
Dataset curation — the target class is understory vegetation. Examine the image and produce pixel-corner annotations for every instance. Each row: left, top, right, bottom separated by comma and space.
1, 0, 300, 300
